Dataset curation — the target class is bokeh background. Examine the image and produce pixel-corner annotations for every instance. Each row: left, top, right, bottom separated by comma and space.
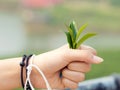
0, 0, 120, 89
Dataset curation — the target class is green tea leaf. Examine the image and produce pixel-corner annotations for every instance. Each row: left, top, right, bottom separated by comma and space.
65, 32, 73, 48
65, 24, 74, 43
73, 42, 77, 49
69, 21, 77, 41
76, 23, 88, 41
64, 21, 97, 49
76, 33, 96, 48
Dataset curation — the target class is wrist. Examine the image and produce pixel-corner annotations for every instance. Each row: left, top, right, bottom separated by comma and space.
30, 55, 46, 88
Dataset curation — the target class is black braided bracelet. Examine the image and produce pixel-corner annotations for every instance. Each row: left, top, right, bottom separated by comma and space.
20, 54, 33, 89
20, 55, 27, 88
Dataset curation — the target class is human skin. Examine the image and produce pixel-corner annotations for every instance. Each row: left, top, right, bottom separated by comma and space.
0, 44, 103, 90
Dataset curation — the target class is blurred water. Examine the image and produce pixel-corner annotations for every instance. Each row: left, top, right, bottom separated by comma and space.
0, 12, 26, 57
0, 11, 120, 58
48, 33, 120, 51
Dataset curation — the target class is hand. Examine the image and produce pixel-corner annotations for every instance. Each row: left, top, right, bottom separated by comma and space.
31, 44, 103, 89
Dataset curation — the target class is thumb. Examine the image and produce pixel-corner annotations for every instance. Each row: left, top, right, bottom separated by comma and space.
64, 49, 103, 64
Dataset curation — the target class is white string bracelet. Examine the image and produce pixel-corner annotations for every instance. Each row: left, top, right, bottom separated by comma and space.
24, 55, 52, 90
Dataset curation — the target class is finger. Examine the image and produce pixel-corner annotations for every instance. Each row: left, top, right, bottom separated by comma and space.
79, 45, 97, 55
62, 68, 85, 83
62, 78, 78, 89
64, 49, 103, 64
59, 44, 97, 55
68, 62, 91, 73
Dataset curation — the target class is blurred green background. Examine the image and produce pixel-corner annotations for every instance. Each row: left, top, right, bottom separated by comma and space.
0, 0, 120, 89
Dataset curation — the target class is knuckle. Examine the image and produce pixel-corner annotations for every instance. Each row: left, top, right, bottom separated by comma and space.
71, 83, 78, 89
83, 50, 93, 61
84, 50, 91, 57
63, 79, 78, 89
83, 64, 91, 72
82, 45, 97, 55
86, 46, 97, 55
85, 64, 91, 72
79, 73, 85, 81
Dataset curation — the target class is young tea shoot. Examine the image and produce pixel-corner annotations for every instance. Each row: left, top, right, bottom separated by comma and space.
65, 21, 96, 49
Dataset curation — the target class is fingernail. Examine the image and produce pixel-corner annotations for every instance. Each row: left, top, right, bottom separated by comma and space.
93, 56, 104, 63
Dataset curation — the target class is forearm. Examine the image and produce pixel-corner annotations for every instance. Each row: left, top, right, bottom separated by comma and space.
0, 56, 46, 90
0, 57, 22, 89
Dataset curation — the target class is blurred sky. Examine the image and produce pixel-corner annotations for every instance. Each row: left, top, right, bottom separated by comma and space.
0, 0, 120, 58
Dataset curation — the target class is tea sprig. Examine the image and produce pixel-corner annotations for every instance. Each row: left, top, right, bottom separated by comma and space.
65, 21, 96, 49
